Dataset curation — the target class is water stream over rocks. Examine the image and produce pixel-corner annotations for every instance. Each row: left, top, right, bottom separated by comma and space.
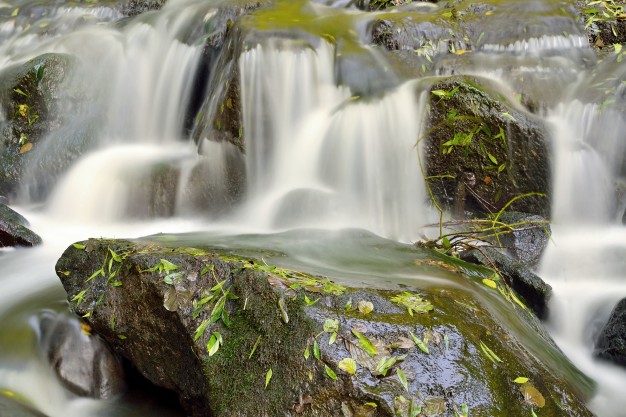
0, 0, 626, 415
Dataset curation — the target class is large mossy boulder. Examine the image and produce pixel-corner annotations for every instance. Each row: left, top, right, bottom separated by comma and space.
56, 238, 593, 417
423, 76, 551, 218
0, 53, 73, 199
0, 203, 41, 247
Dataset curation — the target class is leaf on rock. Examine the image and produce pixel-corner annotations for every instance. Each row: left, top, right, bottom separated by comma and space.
19, 143, 32, 154
357, 300, 374, 315
351, 329, 377, 357
265, 368, 272, 389
390, 292, 434, 315
325, 364, 338, 380
338, 358, 357, 375
521, 383, 545, 408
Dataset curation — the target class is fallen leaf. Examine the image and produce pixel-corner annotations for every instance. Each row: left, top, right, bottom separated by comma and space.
19, 143, 32, 154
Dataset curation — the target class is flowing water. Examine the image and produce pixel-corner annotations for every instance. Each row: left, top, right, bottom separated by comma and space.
0, 0, 625, 415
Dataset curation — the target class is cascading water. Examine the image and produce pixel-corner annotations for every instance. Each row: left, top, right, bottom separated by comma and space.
1, 0, 626, 415
236, 39, 428, 240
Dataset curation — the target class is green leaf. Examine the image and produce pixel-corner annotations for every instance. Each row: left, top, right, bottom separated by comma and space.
410, 332, 429, 354
498, 163, 506, 173
34, 64, 44, 82
486, 151, 498, 165
110, 281, 122, 287
10, 8, 18, 17
324, 365, 338, 380
71, 289, 87, 305
502, 112, 516, 121
87, 268, 104, 282
479, 341, 502, 364
313, 340, 320, 360
442, 236, 451, 250
431, 89, 448, 97
462, 403, 469, 415
365, 402, 377, 408
329, 331, 337, 345
108, 247, 122, 262
207, 332, 222, 356
351, 329, 377, 356
615, 43, 623, 54
375, 356, 398, 376
482, 278, 497, 289
514, 377, 529, 384
304, 345, 311, 360
397, 368, 409, 392
304, 294, 319, 306
390, 292, 433, 315
72, 243, 85, 249
160, 259, 178, 274
265, 368, 272, 389
194, 320, 209, 341
338, 358, 357, 375
531, 410, 538, 417
249, 335, 261, 359
323, 318, 339, 333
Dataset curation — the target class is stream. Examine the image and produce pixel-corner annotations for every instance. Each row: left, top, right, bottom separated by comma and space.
0, 0, 625, 415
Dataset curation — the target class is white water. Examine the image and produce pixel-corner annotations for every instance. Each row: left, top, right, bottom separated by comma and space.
237, 39, 428, 240
0, 0, 625, 415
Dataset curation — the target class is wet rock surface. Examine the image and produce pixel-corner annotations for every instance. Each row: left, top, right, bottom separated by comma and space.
496, 212, 551, 268
0, 53, 74, 199
56, 238, 593, 417
36, 310, 126, 399
595, 298, 626, 367
0, 203, 41, 247
460, 247, 552, 320
423, 76, 551, 218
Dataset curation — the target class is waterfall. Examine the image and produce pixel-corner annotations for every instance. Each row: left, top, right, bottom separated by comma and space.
2, 0, 626, 416
237, 39, 428, 241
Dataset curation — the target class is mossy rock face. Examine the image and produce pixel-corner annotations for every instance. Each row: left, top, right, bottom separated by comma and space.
0, 53, 74, 199
56, 238, 593, 417
0, 203, 41, 247
423, 75, 551, 218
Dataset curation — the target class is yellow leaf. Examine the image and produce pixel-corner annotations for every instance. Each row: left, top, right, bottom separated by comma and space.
482, 278, 497, 289
485, 10, 494, 15
514, 377, 529, 384
18, 104, 28, 117
19, 143, 32, 154
521, 383, 545, 408
80, 322, 92, 336
338, 357, 357, 375
454, 49, 472, 55
357, 300, 374, 315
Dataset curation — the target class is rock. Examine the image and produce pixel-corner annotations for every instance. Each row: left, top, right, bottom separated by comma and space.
574, 0, 626, 52
0, 204, 41, 247
118, 0, 166, 17
0, 394, 48, 417
0, 53, 74, 199
56, 238, 593, 417
497, 211, 551, 268
36, 310, 126, 399
595, 298, 626, 367
423, 75, 551, 218
460, 247, 552, 320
